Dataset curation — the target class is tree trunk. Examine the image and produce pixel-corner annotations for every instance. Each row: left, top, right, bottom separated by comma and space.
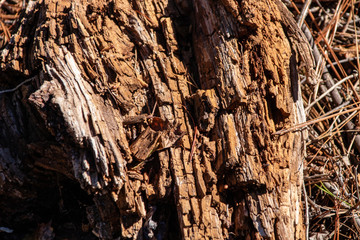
0, 0, 312, 239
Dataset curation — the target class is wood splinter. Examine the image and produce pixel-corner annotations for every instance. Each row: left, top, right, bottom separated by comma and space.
127, 114, 185, 165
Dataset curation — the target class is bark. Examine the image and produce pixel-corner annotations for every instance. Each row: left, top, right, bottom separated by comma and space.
0, 0, 311, 239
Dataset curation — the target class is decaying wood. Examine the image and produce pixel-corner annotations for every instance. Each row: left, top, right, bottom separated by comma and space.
0, 0, 313, 239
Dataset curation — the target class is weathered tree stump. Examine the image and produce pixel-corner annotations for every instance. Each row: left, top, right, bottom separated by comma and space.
0, 0, 313, 239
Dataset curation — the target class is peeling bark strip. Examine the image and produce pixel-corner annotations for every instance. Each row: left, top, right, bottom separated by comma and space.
0, 0, 311, 239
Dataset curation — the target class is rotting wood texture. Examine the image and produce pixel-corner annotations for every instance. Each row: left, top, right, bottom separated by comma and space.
0, 0, 311, 239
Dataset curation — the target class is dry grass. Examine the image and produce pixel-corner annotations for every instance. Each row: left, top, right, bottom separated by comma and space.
0, 0, 24, 49
287, 0, 360, 239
